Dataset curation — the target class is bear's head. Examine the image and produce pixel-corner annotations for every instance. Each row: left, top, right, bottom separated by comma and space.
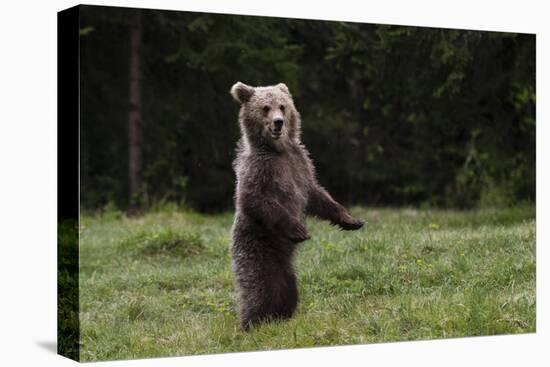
230, 82, 301, 151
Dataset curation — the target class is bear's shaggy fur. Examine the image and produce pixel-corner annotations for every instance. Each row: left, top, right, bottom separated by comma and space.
229, 82, 364, 329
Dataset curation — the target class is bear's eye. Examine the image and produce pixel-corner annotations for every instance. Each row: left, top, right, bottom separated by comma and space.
263, 106, 270, 113
280, 105, 285, 112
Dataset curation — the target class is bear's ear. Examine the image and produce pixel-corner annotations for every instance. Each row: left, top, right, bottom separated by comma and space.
276, 83, 290, 95
230, 82, 255, 104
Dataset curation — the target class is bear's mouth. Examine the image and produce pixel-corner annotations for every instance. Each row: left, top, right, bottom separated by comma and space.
269, 129, 282, 139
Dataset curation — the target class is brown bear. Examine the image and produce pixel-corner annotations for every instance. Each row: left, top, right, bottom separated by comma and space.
229, 82, 364, 330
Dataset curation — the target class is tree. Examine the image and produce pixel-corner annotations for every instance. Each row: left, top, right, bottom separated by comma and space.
128, 10, 142, 213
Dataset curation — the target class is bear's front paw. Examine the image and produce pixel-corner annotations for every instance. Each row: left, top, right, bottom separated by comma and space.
287, 223, 310, 243
339, 217, 365, 231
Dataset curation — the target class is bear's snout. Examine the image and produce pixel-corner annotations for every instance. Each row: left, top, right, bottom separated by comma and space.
273, 118, 284, 132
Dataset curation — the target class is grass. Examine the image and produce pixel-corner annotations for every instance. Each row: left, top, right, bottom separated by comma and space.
78, 205, 535, 361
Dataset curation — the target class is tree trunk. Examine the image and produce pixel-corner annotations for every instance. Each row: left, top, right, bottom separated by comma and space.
128, 11, 142, 213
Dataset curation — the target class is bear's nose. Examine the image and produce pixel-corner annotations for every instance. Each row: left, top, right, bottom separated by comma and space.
273, 118, 284, 131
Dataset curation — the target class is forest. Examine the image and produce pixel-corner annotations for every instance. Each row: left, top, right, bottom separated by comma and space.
79, 5, 535, 212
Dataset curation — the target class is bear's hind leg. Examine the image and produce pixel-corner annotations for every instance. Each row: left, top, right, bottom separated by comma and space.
238, 267, 298, 330
278, 270, 298, 319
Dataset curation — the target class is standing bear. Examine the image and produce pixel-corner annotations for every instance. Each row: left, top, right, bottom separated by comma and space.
230, 82, 364, 329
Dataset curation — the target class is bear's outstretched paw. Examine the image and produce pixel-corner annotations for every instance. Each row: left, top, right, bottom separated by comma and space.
339, 218, 365, 231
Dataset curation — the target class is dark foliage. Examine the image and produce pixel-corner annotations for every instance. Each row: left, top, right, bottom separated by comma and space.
79, 6, 535, 212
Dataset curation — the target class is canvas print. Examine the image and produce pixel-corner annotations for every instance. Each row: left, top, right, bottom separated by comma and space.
58, 4, 536, 362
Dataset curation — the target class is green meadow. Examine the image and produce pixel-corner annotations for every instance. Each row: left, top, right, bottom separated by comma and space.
77, 205, 535, 361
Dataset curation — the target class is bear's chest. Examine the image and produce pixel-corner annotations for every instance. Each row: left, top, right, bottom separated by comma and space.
270, 152, 310, 203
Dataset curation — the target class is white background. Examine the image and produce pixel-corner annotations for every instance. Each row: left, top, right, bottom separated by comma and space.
0, 0, 547, 365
